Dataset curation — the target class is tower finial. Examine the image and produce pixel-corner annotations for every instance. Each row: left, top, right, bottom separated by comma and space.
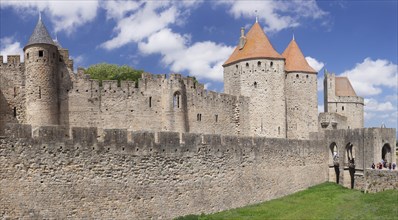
39, 11, 42, 20
255, 10, 258, 23
293, 33, 295, 41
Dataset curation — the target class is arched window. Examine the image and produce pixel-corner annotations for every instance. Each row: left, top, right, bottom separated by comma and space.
296, 74, 299, 79
270, 61, 273, 67
173, 91, 181, 108
254, 82, 257, 88
246, 62, 249, 68
257, 61, 261, 67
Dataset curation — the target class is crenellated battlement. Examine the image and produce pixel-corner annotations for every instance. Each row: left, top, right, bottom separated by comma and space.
0, 55, 24, 68
3, 123, 326, 157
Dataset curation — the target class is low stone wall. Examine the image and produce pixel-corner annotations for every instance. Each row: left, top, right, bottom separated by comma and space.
0, 124, 328, 219
362, 169, 398, 193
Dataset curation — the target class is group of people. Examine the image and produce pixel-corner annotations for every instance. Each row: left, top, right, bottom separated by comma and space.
371, 160, 396, 170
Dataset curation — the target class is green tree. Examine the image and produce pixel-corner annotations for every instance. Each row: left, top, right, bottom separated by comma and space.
84, 63, 143, 86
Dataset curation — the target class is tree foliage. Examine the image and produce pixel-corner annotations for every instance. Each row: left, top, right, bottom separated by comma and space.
84, 63, 143, 86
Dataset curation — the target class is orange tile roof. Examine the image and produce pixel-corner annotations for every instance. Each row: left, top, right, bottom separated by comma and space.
335, 77, 357, 96
282, 39, 316, 74
223, 22, 283, 66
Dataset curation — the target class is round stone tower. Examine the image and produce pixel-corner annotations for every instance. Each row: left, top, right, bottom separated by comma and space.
223, 21, 286, 138
282, 37, 318, 139
24, 16, 60, 126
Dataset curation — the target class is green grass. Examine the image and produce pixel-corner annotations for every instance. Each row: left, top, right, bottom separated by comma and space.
175, 182, 398, 220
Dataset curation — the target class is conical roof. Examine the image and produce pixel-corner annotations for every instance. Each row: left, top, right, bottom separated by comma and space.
223, 22, 283, 66
282, 38, 316, 74
24, 17, 55, 50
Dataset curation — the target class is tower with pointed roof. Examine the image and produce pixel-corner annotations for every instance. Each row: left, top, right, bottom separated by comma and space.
323, 72, 364, 129
223, 22, 286, 138
24, 16, 60, 126
282, 38, 318, 139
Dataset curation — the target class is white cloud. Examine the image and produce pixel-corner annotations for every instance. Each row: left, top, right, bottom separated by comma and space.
101, 2, 179, 50
215, 0, 327, 33
1, 0, 99, 34
102, 0, 141, 20
0, 37, 24, 63
339, 58, 397, 97
305, 56, 324, 72
318, 104, 324, 113
364, 98, 394, 112
100, 0, 232, 82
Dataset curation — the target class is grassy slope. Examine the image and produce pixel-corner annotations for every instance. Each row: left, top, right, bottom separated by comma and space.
176, 182, 398, 220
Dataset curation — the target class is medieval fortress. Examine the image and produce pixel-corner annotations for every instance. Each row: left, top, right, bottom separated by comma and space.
0, 18, 396, 219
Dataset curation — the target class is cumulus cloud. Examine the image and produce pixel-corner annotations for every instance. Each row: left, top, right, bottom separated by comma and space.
101, 0, 232, 82
0, 37, 24, 63
215, 0, 327, 33
306, 56, 324, 72
364, 98, 394, 112
339, 58, 397, 97
1, 0, 99, 34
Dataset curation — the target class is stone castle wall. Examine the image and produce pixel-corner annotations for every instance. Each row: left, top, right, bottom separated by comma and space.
324, 128, 396, 187
65, 72, 250, 136
0, 123, 328, 219
1, 54, 252, 137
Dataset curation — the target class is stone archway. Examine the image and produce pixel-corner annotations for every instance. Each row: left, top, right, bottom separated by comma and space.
381, 143, 392, 167
329, 142, 340, 184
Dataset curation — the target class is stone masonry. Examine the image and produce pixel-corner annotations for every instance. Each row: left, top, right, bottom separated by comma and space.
0, 16, 395, 219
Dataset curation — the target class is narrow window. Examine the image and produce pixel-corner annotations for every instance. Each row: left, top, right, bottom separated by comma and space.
27, 53, 29, 60
254, 82, 257, 88
296, 74, 299, 79
173, 92, 181, 108
270, 61, 273, 67
38, 50, 44, 57
257, 61, 261, 67
59, 55, 63, 62
215, 114, 218, 122
149, 97, 152, 108
13, 107, 17, 117
278, 127, 281, 135
39, 86, 41, 99
13, 87, 16, 97
246, 62, 249, 68
235, 64, 238, 70
342, 106, 344, 111
197, 114, 202, 121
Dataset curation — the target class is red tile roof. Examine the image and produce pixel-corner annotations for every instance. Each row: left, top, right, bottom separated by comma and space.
223, 22, 283, 66
282, 39, 316, 74
335, 77, 357, 96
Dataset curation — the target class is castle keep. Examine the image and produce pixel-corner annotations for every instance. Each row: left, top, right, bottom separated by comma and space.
0, 18, 396, 219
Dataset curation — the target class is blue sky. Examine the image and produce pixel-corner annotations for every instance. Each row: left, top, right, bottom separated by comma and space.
1, 0, 397, 129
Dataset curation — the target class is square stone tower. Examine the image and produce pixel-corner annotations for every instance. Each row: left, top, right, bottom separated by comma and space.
323, 72, 364, 129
